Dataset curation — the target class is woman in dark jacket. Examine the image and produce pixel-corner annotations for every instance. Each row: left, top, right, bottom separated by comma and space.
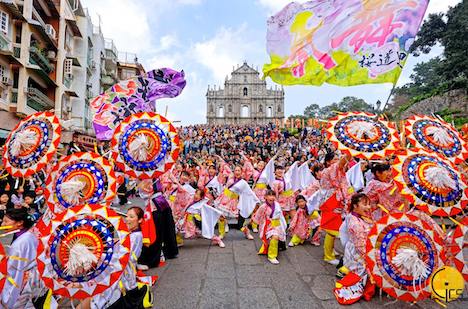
138, 179, 178, 268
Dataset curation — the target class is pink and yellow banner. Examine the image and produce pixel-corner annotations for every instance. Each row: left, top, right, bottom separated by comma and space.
263, 0, 429, 86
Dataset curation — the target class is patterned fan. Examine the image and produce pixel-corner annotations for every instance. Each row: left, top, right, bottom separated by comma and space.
2, 111, 61, 177
393, 149, 467, 217
111, 112, 180, 179
366, 212, 444, 302
36, 204, 130, 299
405, 115, 468, 164
448, 217, 468, 281
44, 152, 117, 214
326, 112, 400, 160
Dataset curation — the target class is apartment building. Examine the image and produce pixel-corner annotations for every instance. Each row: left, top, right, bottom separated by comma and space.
0, 0, 145, 147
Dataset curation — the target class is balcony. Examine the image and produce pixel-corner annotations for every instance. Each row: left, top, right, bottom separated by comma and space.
10, 88, 18, 103
29, 46, 54, 74
0, 31, 11, 52
101, 75, 114, 87
64, 75, 73, 89
27, 87, 55, 111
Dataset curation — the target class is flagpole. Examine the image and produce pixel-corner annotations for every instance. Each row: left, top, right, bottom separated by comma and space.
380, 83, 397, 112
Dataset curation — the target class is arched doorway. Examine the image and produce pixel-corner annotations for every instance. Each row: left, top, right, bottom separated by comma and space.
241, 105, 249, 118
218, 106, 224, 117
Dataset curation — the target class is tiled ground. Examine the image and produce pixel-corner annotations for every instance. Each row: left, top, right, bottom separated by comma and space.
148, 229, 467, 309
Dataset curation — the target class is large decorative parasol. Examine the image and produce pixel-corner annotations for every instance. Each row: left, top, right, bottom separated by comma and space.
111, 112, 180, 180
405, 115, 468, 164
3, 111, 61, 178
448, 217, 468, 282
326, 112, 400, 160
0, 242, 7, 292
44, 152, 117, 214
36, 204, 130, 299
393, 149, 467, 217
91, 68, 186, 140
366, 212, 444, 302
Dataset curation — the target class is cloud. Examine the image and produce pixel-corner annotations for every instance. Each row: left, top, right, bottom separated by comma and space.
257, 0, 462, 16
256, 0, 290, 14
192, 24, 261, 82
426, 0, 461, 15
81, 0, 151, 54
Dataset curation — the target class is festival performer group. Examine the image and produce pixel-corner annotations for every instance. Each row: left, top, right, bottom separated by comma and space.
0, 106, 467, 308
0, 0, 467, 307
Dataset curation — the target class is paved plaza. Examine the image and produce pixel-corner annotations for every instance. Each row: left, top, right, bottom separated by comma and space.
148, 229, 467, 309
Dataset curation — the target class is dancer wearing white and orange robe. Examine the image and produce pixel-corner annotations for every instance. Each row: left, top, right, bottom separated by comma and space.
319, 154, 354, 265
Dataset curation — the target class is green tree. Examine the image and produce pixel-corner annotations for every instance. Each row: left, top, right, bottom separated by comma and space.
397, 1, 468, 98
336, 96, 374, 113
304, 103, 321, 117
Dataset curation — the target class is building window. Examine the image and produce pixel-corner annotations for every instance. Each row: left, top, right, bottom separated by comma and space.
0, 64, 5, 79
267, 106, 272, 117
243, 87, 248, 96
258, 105, 263, 113
218, 106, 224, 118
277, 105, 281, 112
0, 11, 8, 35
209, 104, 214, 113
64, 59, 73, 77
228, 104, 232, 113
241, 105, 249, 118
244, 75, 247, 83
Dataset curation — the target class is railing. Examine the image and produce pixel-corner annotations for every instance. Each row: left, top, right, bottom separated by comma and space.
31, 5, 46, 29
29, 46, 54, 73
27, 87, 55, 111
0, 31, 11, 52
10, 88, 18, 103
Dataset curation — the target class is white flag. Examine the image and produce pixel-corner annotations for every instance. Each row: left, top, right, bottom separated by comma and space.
346, 162, 364, 192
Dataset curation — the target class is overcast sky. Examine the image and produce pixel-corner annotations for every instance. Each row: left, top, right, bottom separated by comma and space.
81, 0, 462, 124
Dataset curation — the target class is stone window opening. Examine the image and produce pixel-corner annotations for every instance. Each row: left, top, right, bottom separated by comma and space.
243, 87, 248, 96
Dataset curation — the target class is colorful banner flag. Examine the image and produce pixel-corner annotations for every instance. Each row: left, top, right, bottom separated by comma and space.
263, 0, 429, 86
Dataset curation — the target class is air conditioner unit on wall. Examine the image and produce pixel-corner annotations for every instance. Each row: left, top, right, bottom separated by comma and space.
45, 24, 56, 39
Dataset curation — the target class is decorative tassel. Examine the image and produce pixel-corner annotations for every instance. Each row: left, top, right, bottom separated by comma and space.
129, 134, 149, 161
392, 247, 429, 290
10, 129, 38, 157
426, 126, 453, 146
424, 166, 457, 190
64, 242, 98, 276
59, 179, 86, 205
348, 121, 377, 140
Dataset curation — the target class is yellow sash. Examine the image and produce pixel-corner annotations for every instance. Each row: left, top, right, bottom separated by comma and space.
270, 219, 281, 227
224, 188, 239, 199
255, 183, 267, 189
280, 190, 294, 197
169, 195, 176, 202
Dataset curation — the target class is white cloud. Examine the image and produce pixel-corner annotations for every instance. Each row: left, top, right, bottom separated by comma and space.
192, 24, 260, 82
426, 0, 461, 15
81, 0, 151, 54
257, 0, 462, 16
256, 0, 291, 14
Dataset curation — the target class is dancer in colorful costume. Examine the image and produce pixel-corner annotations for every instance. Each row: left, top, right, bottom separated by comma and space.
184, 189, 225, 248
252, 190, 287, 264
